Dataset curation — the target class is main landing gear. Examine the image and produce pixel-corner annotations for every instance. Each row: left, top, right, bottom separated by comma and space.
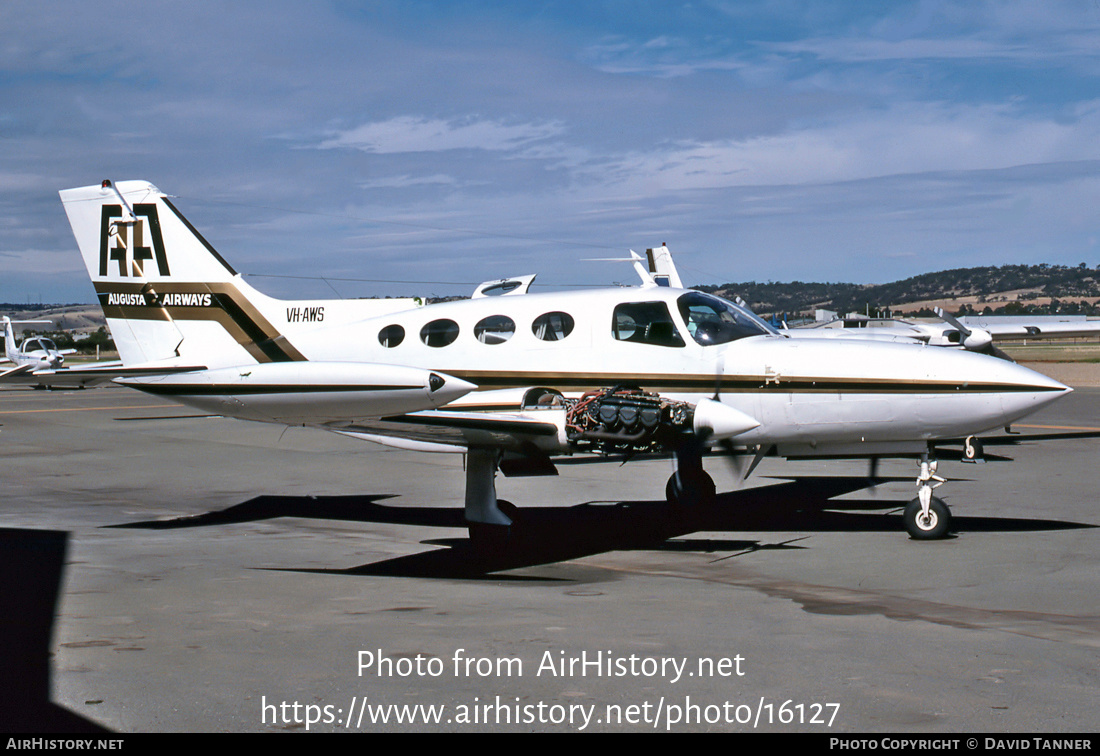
463, 443, 958, 547
664, 440, 716, 509
464, 448, 514, 551
904, 454, 953, 540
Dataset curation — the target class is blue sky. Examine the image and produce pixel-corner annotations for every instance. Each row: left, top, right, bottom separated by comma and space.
3, 1, 1100, 303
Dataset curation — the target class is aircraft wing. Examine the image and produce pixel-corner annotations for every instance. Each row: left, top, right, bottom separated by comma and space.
783, 327, 929, 345
0, 362, 207, 388
0, 364, 36, 381
334, 408, 563, 454
967, 319, 1100, 340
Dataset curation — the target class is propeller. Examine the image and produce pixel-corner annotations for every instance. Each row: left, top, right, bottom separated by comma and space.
934, 308, 1014, 361
867, 455, 882, 491
702, 352, 770, 484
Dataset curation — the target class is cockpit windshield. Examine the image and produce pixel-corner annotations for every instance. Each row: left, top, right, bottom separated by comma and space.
676, 291, 777, 346
23, 337, 56, 352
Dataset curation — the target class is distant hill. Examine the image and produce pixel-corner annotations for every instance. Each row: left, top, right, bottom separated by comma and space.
0, 303, 106, 334
697, 263, 1100, 319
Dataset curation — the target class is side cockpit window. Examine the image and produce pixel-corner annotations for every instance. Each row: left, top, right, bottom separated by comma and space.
612, 302, 685, 347
676, 291, 776, 346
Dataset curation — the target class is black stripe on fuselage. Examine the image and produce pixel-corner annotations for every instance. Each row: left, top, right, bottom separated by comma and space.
439, 372, 1063, 394
207, 290, 294, 363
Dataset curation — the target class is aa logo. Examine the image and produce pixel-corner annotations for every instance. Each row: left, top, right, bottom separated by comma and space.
99, 204, 171, 277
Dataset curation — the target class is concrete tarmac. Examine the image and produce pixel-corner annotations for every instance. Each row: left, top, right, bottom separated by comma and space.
0, 383, 1097, 733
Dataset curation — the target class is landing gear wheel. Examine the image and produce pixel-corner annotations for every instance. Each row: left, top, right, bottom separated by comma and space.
904, 496, 952, 540
963, 436, 984, 462
665, 470, 716, 508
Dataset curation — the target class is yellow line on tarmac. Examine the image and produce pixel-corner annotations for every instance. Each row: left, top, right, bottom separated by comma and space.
1016, 423, 1100, 432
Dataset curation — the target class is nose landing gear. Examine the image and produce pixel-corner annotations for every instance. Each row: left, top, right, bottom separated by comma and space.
905, 455, 953, 539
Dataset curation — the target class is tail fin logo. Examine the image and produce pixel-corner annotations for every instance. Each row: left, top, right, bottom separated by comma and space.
99, 204, 170, 278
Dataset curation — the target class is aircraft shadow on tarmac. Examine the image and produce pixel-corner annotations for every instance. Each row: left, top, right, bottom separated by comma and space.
108, 476, 1095, 578
0, 529, 110, 732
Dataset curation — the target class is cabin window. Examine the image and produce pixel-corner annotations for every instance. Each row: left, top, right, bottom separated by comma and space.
420, 319, 460, 347
474, 315, 516, 345
676, 291, 775, 345
612, 302, 685, 347
532, 311, 574, 341
378, 324, 405, 348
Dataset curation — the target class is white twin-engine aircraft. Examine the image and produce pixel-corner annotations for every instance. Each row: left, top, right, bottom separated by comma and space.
60, 180, 1072, 544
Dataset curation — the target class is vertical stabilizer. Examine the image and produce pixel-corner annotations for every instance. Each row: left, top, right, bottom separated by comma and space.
2, 318, 16, 364
645, 245, 684, 289
59, 180, 304, 368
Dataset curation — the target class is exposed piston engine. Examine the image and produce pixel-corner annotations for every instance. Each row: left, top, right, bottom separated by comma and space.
564, 386, 694, 453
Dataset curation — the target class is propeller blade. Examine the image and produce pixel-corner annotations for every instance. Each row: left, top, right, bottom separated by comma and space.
935, 307, 995, 353
718, 439, 746, 479
933, 306, 971, 338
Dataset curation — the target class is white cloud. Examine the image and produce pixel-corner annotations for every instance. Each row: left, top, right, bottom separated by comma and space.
572, 101, 1100, 195
317, 116, 565, 154
358, 174, 462, 189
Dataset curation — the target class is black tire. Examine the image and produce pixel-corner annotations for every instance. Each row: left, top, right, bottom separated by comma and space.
904, 496, 952, 540
963, 437, 984, 461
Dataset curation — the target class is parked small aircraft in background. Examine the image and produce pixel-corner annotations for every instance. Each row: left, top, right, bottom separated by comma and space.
58, 180, 1074, 544
785, 308, 1100, 361
2, 317, 72, 370
636, 249, 1100, 361
0, 316, 84, 384
0, 315, 125, 388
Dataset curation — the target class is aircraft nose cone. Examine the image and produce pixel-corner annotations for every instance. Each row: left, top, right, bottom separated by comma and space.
999, 359, 1071, 393
995, 361, 1072, 426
